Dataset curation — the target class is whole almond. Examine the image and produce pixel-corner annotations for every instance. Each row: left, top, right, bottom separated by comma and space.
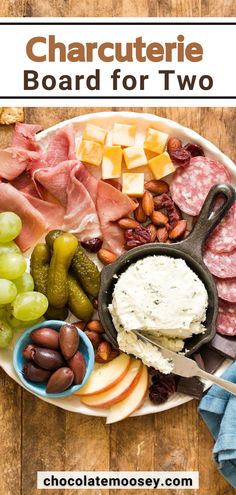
151, 211, 169, 226
86, 320, 104, 334
153, 195, 164, 210
169, 220, 187, 239
98, 248, 117, 265
145, 180, 169, 195
95, 348, 120, 363
147, 223, 157, 242
118, 217, 140, 229
74, 321, 87, 331
84, 330, 103, 349
134, 202, 147, 223
96, 341, 112, 361
156, 227, 169, 243
167, 137, 182, 155
142, 191, 154, 216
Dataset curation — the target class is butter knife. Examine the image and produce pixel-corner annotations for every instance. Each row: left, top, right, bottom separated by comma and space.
133, 330, 236, 396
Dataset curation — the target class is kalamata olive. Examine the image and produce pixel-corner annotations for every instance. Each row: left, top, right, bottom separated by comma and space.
81, 238, 103, 253
32, 347, 65, 370
46, 367, 74, 393
31, 327, 59, 350
23, 344, 36, 360
68, 351, 86, 385
59, 323, 79, 360
23, 362, 52, 383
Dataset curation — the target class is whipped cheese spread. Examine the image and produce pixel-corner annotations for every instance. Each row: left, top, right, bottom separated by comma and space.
109, 255, 208, 373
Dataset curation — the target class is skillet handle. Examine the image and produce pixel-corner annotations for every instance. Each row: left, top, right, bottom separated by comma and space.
180, 183, 235, 258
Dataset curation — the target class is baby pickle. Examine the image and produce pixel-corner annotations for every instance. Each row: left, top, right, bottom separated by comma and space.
30, 243, 50, 295
71, 246, 100, 298
47, 234, 78, 309
45, 229, 64, 251
68, 274, 94, 321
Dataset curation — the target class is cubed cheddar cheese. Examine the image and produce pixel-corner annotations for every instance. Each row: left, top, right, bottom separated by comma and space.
102, 146, 122, 179
123, 146, 148, 169
77, 140, 103, 166
82, 123, 107, 145
144, 127, 169, 154
122, 173, 144, 197
112, 123, 136, 147
148, 152, 175, 180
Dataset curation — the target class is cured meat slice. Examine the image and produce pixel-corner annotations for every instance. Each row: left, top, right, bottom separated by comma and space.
34, 160, 101, 241
0, 148, 40, 181
44, 125, 76, 167
170, 156, 231, 216
0, 183, 63, 251
215, 277, 236, 303
216, 299, 236, 336
206, 203, 236, 254
12, 123, 42, 151
204, 248, 236, 278
74, 161, 98, 205
96, 181, 137, 255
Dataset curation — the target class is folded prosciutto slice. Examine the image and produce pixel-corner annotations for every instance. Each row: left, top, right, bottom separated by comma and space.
0, 182, 64, 251
0, 148, 41, 181
34, 160, 101, 241
12, 123, 42, 151
96, 181, 137, 255
43, 125, 76, 167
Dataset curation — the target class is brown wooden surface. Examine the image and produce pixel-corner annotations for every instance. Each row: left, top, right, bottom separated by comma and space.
0, 1, 236, 495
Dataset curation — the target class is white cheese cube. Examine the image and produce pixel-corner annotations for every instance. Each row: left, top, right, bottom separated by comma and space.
82, 123, 107, 144
112, 123, 136, 147
122, 173, 144, 197
102, 146, 122, 179
123, 146, 148, 169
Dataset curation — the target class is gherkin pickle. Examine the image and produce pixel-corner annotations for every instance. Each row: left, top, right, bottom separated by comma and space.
68, 274, 94, 321
45, 229, 64, 251
47, 233, 78, 309
71, 247, 100, 298
30, 243, 50, 295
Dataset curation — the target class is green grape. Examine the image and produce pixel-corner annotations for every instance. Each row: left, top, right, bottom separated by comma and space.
0, 319, 13, 348
0, 253, 27, 280
14, 273, 34, 293
13, 291, 48, 321
0, 212, 22, 243
0, 241, 20, 255
0, 279, 17, 304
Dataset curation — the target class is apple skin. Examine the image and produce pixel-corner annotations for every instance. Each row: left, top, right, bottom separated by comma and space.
75, 354, 131, 397
80, 359, 142, 408
106, 364, 149, 424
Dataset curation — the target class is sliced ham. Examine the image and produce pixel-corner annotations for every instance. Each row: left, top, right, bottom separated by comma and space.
34, 160, 101, 241
0, 182, 63, 251
44, 125, 76, 167
96, 180, 137, 255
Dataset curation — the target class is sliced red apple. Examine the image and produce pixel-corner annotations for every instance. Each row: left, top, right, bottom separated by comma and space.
106, 364, 148, 424
76, 353, 131, 396
80, 358, 142, 408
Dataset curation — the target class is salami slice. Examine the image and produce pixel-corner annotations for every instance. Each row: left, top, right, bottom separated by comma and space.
203, 248, 236, 278
216, 299, 236, 336
170, 156, 231, 216
215, 277, 236, 303
206, 203, 236, 254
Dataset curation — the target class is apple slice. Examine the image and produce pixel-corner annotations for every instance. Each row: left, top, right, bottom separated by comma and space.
106, 364, 148, 424
76, 353, 131, 396
80, 358, 142, 408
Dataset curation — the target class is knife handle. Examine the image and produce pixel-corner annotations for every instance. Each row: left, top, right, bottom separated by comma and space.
197, 369, 236, 396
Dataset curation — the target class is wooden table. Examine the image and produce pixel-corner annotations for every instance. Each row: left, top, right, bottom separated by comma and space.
0, 2, 236, 495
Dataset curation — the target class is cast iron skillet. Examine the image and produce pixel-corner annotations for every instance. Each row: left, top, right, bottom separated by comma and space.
98, 183, 235, 356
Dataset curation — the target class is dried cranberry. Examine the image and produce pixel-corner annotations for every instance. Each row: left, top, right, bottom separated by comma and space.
125, 226, 151, 249
149, 372, 176, 405
170, 148, 191, 167
161, 193, 182, 229
81, 238, 103, 253
184, 142, 204, 157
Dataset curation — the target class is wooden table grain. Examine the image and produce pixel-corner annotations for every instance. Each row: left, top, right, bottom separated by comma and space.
0, 1, 236, 495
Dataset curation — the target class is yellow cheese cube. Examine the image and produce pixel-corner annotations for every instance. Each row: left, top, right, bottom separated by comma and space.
144, 127, 169, 154
82, 123, 107, 144
77, 140, 103, 166
148, 152, 175, 180
123, 146, 148, 170
112, 123, 136, 147
122, 173, 144, 197
102, 146, 122, 179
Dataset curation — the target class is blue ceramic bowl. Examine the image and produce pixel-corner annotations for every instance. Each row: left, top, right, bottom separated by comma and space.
13, 320, 95, 399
